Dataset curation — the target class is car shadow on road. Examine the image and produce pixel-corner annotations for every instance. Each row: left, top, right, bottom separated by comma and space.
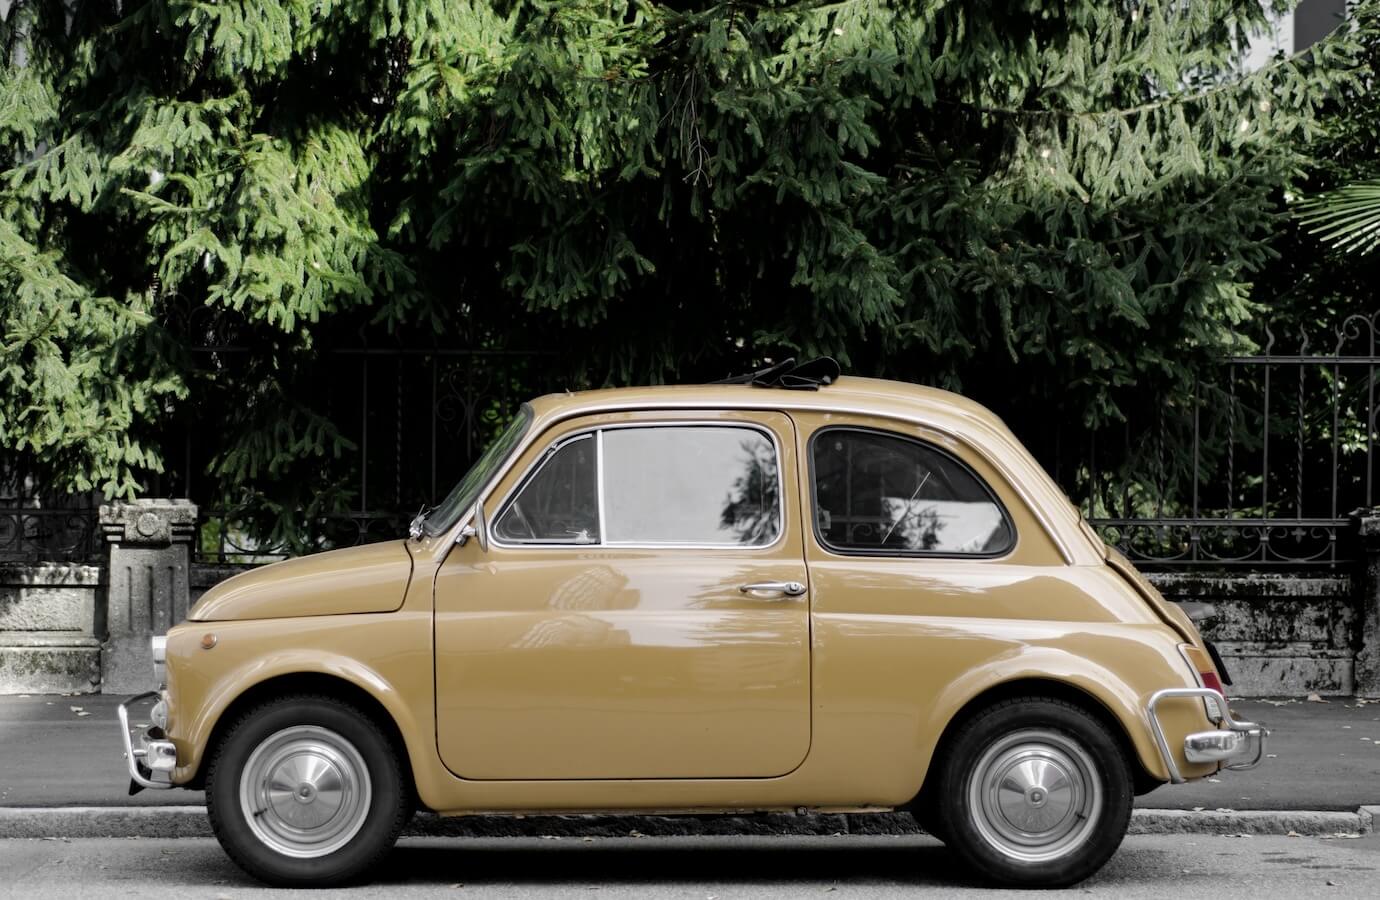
372, 836, 970, 889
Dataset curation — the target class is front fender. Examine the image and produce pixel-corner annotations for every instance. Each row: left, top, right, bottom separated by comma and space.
164, 611, 436, 791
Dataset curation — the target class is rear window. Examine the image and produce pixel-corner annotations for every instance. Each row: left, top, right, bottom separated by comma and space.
811, 427, 1014, 556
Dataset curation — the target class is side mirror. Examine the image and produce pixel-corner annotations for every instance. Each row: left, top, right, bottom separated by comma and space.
457, 500, 490, 552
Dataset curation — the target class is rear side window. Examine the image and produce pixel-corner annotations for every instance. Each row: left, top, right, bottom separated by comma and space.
811, 428, 1013, 556
495, 424, 782, 548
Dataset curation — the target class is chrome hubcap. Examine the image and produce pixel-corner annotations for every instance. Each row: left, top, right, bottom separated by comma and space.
239, 725, 372, 858
968, 728, 1102, 863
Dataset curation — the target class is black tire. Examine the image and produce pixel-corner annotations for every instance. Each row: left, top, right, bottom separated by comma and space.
934, 697, 1133, 888
205, 695, 410, 887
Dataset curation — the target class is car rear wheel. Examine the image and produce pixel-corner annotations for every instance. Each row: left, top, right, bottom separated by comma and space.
205, 695, 410, 886
935, 697, 1133, 887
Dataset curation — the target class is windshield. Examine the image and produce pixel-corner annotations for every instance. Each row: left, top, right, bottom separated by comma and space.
422, 404, 534, 537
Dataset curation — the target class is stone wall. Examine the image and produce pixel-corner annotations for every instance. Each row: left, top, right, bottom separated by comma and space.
0, 562, 102, 693
1148, 572, 1357, 696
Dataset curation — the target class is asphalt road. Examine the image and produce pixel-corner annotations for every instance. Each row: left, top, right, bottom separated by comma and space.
2, 694, 1377, 811
1, 833, 1379, 898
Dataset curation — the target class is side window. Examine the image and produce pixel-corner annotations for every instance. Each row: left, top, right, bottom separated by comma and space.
602, 426, 779, 545
812, 428, 1013, 556
493, 424, 781, 547
493, 435, 599, 544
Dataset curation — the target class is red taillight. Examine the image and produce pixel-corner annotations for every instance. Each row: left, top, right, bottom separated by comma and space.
1182, 643, 1227, 705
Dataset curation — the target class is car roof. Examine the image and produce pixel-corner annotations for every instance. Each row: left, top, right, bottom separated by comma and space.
528, 376, 1003, 430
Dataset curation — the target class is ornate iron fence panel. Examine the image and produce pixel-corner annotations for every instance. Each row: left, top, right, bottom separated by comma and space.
0, 507, 102, 562
0, 465, 102, 563
1045, 313, 1380, 568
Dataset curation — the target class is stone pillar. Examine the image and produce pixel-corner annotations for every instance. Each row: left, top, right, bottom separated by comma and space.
99, 500, 197, 694
1357, 512, 1380, 698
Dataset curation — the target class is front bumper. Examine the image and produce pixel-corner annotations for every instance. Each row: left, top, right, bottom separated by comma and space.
117, 691, 178, 792
1146, 687, 1267, 784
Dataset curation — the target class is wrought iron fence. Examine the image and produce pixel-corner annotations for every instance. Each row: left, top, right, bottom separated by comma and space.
4, 313, 1378, 569
0, 507, 102, 563
0, 464, 102, 563
171, 346, 576, 563
1046, 312, 1379, 568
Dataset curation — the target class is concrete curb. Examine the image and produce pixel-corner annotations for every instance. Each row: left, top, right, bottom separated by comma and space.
0, 807, 1371, 841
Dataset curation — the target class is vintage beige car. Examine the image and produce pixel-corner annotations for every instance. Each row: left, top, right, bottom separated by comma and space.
118, 361, 1264, 887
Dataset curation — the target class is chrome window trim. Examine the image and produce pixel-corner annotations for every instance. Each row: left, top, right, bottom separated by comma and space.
489, 419, 788, 552
596, 428, 608, 543
439, 397, 1077, 566
806, 425, 1017, 560
490, 432, 598, 545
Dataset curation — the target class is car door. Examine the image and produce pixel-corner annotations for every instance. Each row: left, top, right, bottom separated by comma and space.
433, 410, 812, 780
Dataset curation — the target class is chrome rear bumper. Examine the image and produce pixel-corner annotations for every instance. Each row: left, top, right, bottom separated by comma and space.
1146, 687, 1267, 784
117, 691, 177, 791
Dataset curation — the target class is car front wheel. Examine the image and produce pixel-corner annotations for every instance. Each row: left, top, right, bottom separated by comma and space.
205, 695, 410, 886
935, 697, 1133, 887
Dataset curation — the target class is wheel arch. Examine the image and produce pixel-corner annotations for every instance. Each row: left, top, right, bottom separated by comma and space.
909, 676, 1164, 809
186, 671, 420, 805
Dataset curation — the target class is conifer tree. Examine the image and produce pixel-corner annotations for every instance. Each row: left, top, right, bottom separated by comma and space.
0, 1, 1368, 536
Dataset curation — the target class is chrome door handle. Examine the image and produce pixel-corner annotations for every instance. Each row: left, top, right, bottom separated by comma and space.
738, 581, 806, 598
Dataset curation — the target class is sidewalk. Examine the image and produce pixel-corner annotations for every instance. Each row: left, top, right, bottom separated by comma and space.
1, 695, 1376, 833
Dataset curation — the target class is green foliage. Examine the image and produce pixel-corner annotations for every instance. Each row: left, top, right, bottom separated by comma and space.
0, 0, 1368, 537
1296, 177, 1380, 253
1259, 2, 1380, 321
